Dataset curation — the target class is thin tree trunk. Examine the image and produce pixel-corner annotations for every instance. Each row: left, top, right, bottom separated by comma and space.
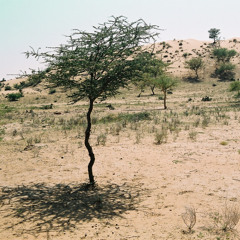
195, 69, 199, 79
150, 85, 155, 95
137, 89, 143, 97
163, 91, 167, 109
85, 98, 95, 184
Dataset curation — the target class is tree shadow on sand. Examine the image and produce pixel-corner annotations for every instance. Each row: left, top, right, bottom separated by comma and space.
182, 76, 201, 83
0, 182, 146, 236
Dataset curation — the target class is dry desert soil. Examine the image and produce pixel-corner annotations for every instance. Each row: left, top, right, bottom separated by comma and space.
0, 39, 240, 239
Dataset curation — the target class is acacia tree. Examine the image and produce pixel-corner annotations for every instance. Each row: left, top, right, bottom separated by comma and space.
185, 57, 204, 79
134, 52, 168, 96
154, 75, 177, 109
213, 48, 237, 63
25, 16, 159, 185
208, 28, 220, 44
213, 48, 237, 80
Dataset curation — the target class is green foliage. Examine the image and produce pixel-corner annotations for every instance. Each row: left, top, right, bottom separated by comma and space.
208, 28, 220, 43
49, 88, 56, 94
229, 81, 240, 97
40, 104, 53, 110
133, 52, 169, 95
0, 128, 5, 141
99, 112, 151, 124
215, 63, 235, 80
213, 48, 237, 63
154, 75, 177, 94
185, 57, 204, 79
4, 85, 12, 91
154, 75, 177, 109
24, 16, 160, 184
25, 71, 45, 87
7, 92, 23, 101
14, 81, 26, 90
0, 105, 15, 116
25, 16, 159, 102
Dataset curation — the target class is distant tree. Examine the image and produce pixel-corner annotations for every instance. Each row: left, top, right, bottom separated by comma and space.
154, 75, 177, 109
208, 28, 220, 44
213, 48, 237, 63
229, 80, 240, 97
134, 52, 168, 96
212, 48, 237, 80
25, 16, 160, 185
185, 57, 204, 79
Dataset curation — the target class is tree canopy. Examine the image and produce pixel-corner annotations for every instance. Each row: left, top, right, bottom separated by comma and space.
185, 57, 204, 79
154, 75, 177, 109
208, 28, 220, 43
133, 52, 168, 96
213, 48, 237, 63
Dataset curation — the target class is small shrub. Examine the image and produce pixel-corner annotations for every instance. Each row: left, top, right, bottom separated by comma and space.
181, 206, 197, 233
211, 204, 240, 232
220, 141, 228, 146
34, 135, 42, 144
49, 88, 56, 94
155, 128, 168, 144
26, 137, 33, 146
7, 92, 23, 101
40, 104, 53, 110
12, 129, 18, 136
202, 117, 210, 128
96, 133, 107, 146
188, 130, 198, 141
135, 132, 141, 144
5, 85, 12, 91
193, 118, 200, 127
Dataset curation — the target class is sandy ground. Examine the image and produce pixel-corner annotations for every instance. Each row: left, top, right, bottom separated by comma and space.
1, 39, 240, 239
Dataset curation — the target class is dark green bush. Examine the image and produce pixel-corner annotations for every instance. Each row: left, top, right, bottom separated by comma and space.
13, 81, 26, 90
7, 92, 23, 101
49, 89, 56, 94
215, 63, 235, 80
40, 104, 53, 109
5, 85, 12, 91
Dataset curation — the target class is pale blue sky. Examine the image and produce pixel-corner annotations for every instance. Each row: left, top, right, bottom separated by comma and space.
1, 0, 240, 80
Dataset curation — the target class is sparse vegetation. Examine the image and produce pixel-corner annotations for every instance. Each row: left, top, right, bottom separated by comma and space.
155, 127, 168, 144
181, 206, 197, 233
1, 34, 240, 240
211, 204, 240, 232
